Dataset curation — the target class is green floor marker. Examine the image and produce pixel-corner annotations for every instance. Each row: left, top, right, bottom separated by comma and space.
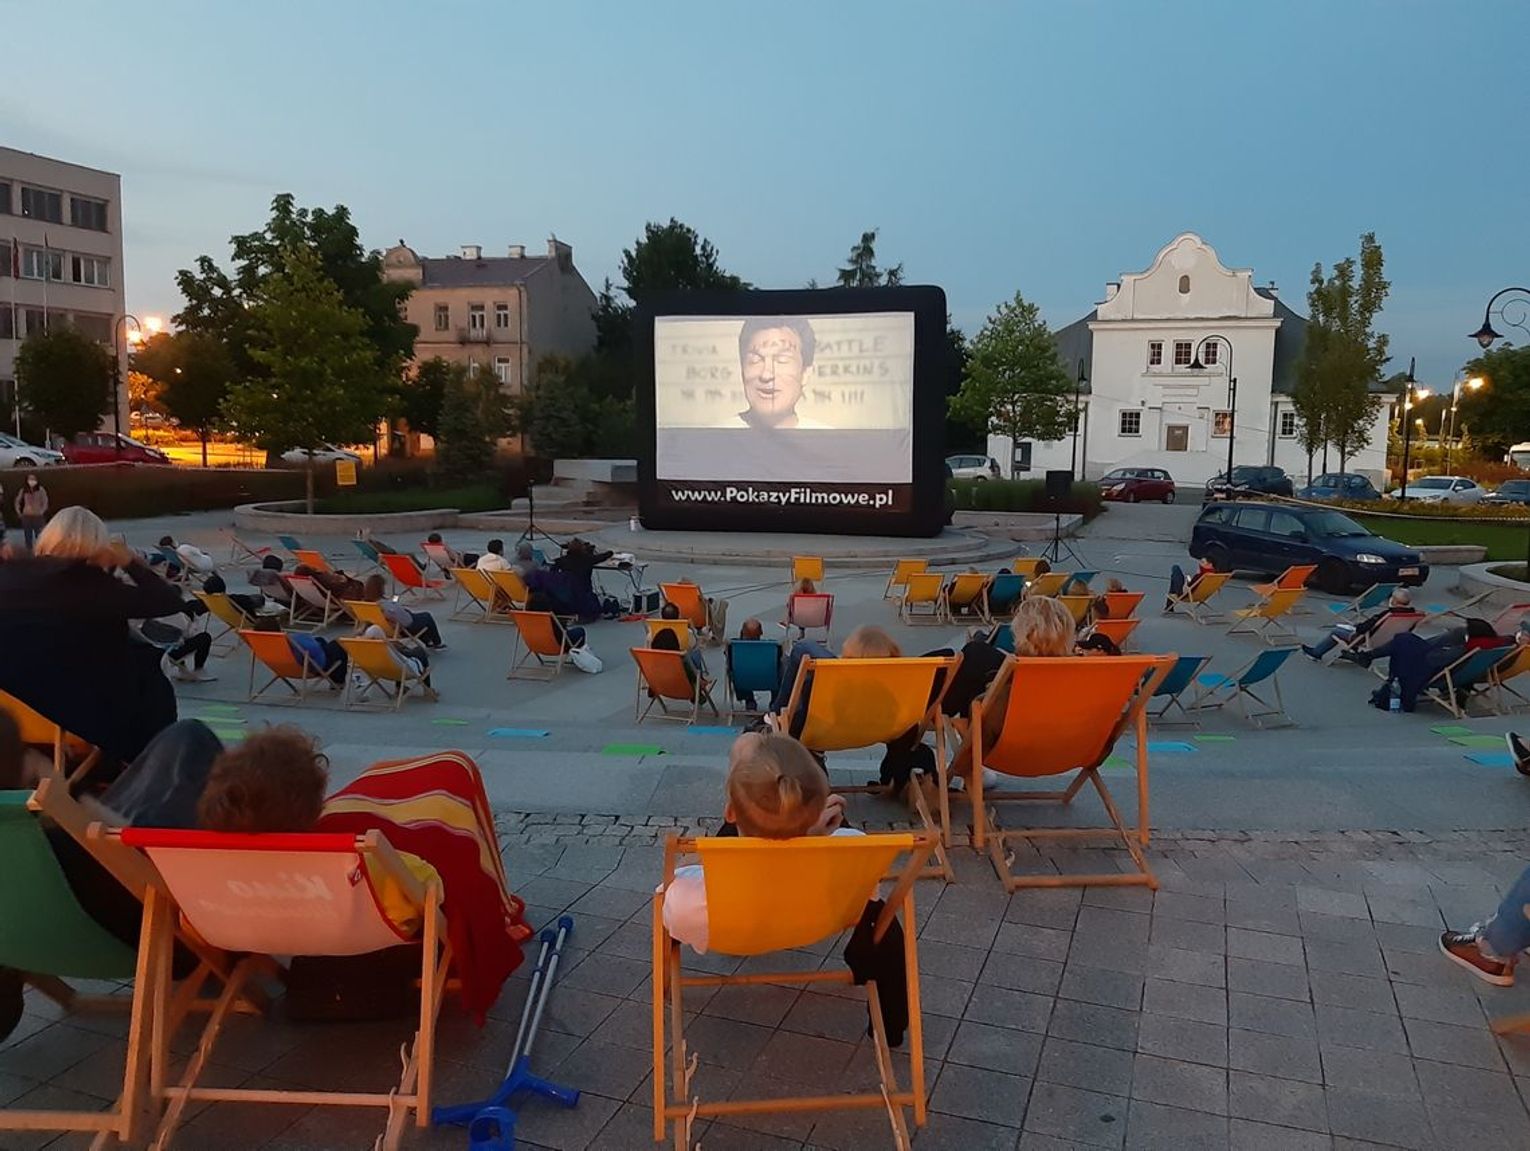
1449, 735, 1507, 749
1431, 725, 1473, 736
1103, 755, 1131, 770
602, 743, 664, 757
431, 718, 470, 726
198, 704, 243, 715
1193, 734, 1237, 743
198, 716, 246, 726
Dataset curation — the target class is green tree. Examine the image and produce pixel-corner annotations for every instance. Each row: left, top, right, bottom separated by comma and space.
390, 356, 451, 446
943, 318, 984, 450
133, 331, 234, 466
436, 363, 512, 484
836, 228, 903, 288
951, 293, 1073, 475
518, 355, 593, 459
15, 326, 114, 441
225, 246, 387, 511
1458, 344, 1530, 460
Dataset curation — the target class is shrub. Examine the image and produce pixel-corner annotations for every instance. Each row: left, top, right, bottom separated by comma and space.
1321, 496, 1530, 521
2, 464, 324, 525
949, 478, 1102, 519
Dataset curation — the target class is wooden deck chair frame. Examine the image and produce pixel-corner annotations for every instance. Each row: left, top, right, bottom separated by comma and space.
951, 655, 1174, 892
286, 573, 343, 631
899, 571, 945, 625
238, 629, 333, 704
383, 552, 446, 602
1187, 648, 1298, 727
114, 827, 452, 1151
1165, 570, 1234, 623
1322, 612, 1420, 671
1226, 587, 1306, 643
884, 559, 927, 600
791, 555, 824, 584
486, 569, 531, 616
652, 832, 936, 1149
1024, 571, 1069, 600
290, 547, 332, 574
1417, 589, 1496, 628
1486, 645, 1530, 715
192, 590, 254, 655
0, 690, 102, 788
339, 636, 434, 710
1148, 655, 1212, 726
1490, 602, 1530, 635
155, 545, 192, 585
350, 538, 388, 576
1419, 647, 1508, 719
507, 610, 571, 681
420, 541, 458, 577
941, 572, 992, 625
448, 567, 503, 623
227, 533, 271, 564
1253, 564, 1317, 598
632, 647, 717, 725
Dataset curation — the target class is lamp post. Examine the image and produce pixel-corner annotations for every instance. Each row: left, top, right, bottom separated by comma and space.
1398, 358, 1429, 501
1444, 372, 1485, 474
1070, 358, 1087, 480
111, 313, 141, 460
1471, 287, 1530, 574
1189, 335, 1236, 481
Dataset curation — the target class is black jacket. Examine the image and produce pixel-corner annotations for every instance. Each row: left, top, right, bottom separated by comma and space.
0, 557, 184, 764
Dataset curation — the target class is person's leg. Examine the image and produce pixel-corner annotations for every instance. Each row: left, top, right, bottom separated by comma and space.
564, 625, 586, 650
1441, 866, 1530, 986
320, 638, 349, 684
101, 719, 225, 828
1167, 565, 1187, 600
409, 611, 444, 647
1303, 629, 1346, 660
771, 640, 832, 714
186, 632, 213, 670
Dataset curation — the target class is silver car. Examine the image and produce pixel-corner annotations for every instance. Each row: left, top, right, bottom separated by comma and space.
0, 433, 65, 468
1386, 475, 1484, 505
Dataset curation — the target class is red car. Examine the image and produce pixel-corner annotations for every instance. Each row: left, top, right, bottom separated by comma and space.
1099, 467, 1176, 503
61, 432, 171, 465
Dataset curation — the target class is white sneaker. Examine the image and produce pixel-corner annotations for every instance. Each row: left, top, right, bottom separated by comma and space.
184, 668, 218, 683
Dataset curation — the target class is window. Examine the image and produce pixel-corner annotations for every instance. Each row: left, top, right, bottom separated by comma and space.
1198, 504, 1231, 526
0, 183, 10, 214
468, 304, 486, 332
1268, 510, 1307, 539
494, 356, 511, 383
467, 359, 480, 378
20, 187, 62, 224
1147, 340, 1163, 367
1212, 411, 1231, 438
494, 302, 511, 329
70, 254, 110, 287
433, 303, 449, 331
1119, 410, 1142, 436
21, 247, 63, 281
1232, 507, 1270, 533
23, 308, 47, 336
1201, 342, 1219, 366
69, 312, 112, 342
0, 308, 12, 340
1279, 411, 1297, 438
69, 196, 108, 231
1173, 340, 1193, 367
1178, 274, 1191, 294
0, 240, 9, 277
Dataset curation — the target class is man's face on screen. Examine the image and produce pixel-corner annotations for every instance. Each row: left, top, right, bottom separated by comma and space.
740, 328, 808, 427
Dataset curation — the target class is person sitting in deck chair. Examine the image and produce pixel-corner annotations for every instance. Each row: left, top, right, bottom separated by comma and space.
358, 624, 437, 696
248, 554, 294, 608
425, 533, 462, 568
287, 631, 350, 686
294, 563, 365, 603
476, 538, 513, 575
1358, 626, 1473, 712
159, 535, 217, 578
1303, 588, 1422, 662
1164, 557, 1217, 611
766, 625, 903, 734
361, 574, 446, 650
731, 618, 772, 712
134, 603, 217, 683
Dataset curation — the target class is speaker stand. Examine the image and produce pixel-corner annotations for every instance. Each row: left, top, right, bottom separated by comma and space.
1041, 509, 1084, 567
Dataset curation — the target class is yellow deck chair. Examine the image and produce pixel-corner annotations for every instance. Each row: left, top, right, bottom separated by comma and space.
449, 567, 502, 622
658, 582, 709, 633
1057, 594, 1094, 625
645, 619, 694, 649
1091, 618, 1140, 651
632, 647, 717, 724
343, 598, 413, 641
1103, 591, 1145, 619
942, 572, 992, 624
1025, 571, 1069, 599
1166, 569, 1234, 623
884, 559, 928, 600
237, 629, 335, 703
791, 555, 825, 584
1012, 557, 1047, 578
1227, 586, 1307, 643
955, 654, 1174, 891
194, 590, 259, 655
1488, 645, 1530, 714
0, 690, 102, 787
900, 571, 945, 624
290, 547, 332, 574
338, 636, 436, 710
653, 832, 937, 1149
486, 568, 531, 615
508, 610, 571, 681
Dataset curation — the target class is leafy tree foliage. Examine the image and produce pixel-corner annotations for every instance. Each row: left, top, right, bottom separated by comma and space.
15, 326, 114, 441
133, 331, 235, 466
436, 362, 513, 485
391, 356, 451, 442
836, 228, 903, 288
1458, 344, 1530, 461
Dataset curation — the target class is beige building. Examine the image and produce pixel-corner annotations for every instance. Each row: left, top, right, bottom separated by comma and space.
0, 147, 127, 433
383, 239, 598, 399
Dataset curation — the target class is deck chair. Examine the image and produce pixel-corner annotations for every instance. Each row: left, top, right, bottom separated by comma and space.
1066, 570, 1098, 589
1487, 645, 1530, 714
632, 647, 717, 724
1058, 594, 1094, 625
900, 572, 945, 624
1420, 647, 1510, 719
1329, 612, 1421, 670
1012, 557, 1046, 578
783, 591, 835, 640
791, 555, 824, 583
421, 541, 459, 577
228, 534, 271, 564
344, 599, 428, 642
449, 567, 501, 622
955, 655, 1174, 891
1188, 648, 1298, 727
115, 826, 453, 1151
287, 572, 344, 630
658, 582, 709, 634
942, 572, 992, 624
884, 559, 928, 600
1103, 591, 1145, 619
507, 610, 572, 681
645, 618, 694, 648
1148, 654, 1212, 725
1254, 564, 1317, 597
155, 544, 191, 584
1327, 583, 1399, 623
486, 569, 531, 614
1227, 587, 1307, 643
0, 690, 101, 787
1091, 618, 1140, 651
238, 628, 335, 703
351, 538, 387, 574
990, 623, 1014, 654
194, 590, 261, 654
653, 832, 936, 1149
724, 639, 782, 721
383, 552, 446, 602
338, 636, 435, 710
985, 573, 1026, 618
291, 547, 332, 574
276, 533, 306, 556
1025, 571, 1069, 599
1491, 603, 1530, 635
1165, 570, 1234, 622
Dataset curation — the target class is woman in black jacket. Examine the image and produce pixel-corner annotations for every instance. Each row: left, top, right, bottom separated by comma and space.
0, 506, 186, 768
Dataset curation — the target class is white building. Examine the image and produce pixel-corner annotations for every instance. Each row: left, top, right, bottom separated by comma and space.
987, 233, 1390, 487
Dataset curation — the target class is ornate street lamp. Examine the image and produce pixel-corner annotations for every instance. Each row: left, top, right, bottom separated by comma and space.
1470, 287, 1530, 349
1189, 336, 1236, 481
1398, 358, 1429, 501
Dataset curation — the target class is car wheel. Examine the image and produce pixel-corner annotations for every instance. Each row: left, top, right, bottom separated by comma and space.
1204, 544, 1232, 573
972, 475, 986, 484
1163, 490, 1176, 504
1317, 559, 1350, 595
13, 458, 33, 468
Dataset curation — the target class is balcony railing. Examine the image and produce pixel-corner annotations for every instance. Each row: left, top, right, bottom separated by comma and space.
457, 326, 491, 343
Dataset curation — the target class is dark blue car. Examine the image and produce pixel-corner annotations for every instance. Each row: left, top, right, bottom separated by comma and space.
1295, 472, 1382, 502
1189, 500, 1427, 593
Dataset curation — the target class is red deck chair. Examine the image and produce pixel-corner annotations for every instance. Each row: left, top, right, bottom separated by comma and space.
383, 552, 446, 602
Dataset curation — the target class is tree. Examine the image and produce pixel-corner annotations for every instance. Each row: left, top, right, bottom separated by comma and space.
436, 363, 512, 485
518, 355, 593, 459
15, 326, 113, 441
224, 246, 387, 511
1458, 344, 1530, 461
836, 228, 903, 288
942, 317, 984, 450
950, 293, 1073, 475
133, 331, 234, 466
390, 356, 451, 446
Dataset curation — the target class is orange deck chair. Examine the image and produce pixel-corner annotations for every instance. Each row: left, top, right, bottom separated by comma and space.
1091, 617, 1140, 651
899, 571, 945, 624
420, 540, 459, 577
1488, 645, 1530, 714
942, 572, 993, 624
290, 547, 332, 574
383, 552, 446, 602
1103, 591, 1145, 619
631, 646, 717, 724
0, 690, 102, 786
1165, 569, 1234, 623
658, 582, 709, 633
783, 590, 835, 641
951, 654, 1173, 891
194, 589, 264, 654
1254, 564, 1317, 597
1227, 586, 1307, 643
508, 610, 572, 681
449, 567, 503, 622
237, 628, 336, 703
653, 832, 937, 1149
645, 618, 694, 649
884, 559, 928, 600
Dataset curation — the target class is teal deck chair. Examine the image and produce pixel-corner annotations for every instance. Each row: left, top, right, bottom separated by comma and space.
990, 623, 1015, 654
1422, 646, 1512, 719
725, 639, 783, 721
1327, 583, 1398, 622
276, 534, 306, 556
1148, 655, 1212, 725
1188, 648, 1298, 728
986, 573, 1026, 617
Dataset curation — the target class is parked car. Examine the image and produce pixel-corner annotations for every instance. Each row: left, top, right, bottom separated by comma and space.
1189, 500, 1427, 593
1099, 467, 1176, 504
1386, 475, 1484, 505
946, 453, 1001, 481
0, 434, 65, 468
1294, 472, 1381, 502
281, 443, 364, 466
1202, 465, 1295, 502
1485, 479, 1530, 507
60, 432, 170, 465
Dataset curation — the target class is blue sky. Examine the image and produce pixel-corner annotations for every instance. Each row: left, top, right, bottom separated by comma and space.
4, 0, 1526, 386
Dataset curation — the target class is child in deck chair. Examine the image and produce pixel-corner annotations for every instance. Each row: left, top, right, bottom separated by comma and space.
1165, 558, 1216, 611
662, 732, 859, 954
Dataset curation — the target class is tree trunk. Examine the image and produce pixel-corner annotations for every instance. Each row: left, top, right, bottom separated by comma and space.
200, 433, 208, 469
1306, 452, 1314, 484
1339, 447, 1348, 474
1322, 442, 1330, 472
305, 459, 315, 515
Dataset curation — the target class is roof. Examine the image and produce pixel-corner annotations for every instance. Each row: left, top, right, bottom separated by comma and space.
418, 256, 550, 289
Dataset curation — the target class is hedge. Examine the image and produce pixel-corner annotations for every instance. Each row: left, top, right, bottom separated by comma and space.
1311, 496, 1530, 521
949, 478, 1103, 519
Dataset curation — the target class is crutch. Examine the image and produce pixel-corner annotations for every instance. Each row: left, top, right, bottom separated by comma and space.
433, 915, 580, 1149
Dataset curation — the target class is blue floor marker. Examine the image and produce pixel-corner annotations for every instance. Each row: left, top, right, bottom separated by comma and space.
1466, 751, 1514, 767
1145, 741, 1198, 754
488, 728, 550, 739
686, 726, 738, 736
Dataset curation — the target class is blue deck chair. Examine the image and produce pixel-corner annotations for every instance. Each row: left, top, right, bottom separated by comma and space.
1148, 654, 1212, 725
351, 538, 388, 574
985, 573, 1025, 618
990, 623, 1015, 654
1188, 647, 1298, 727
1422, 646, 1512, 719
1067, 571, 1098, 589
724, 639, 783, 721
1326, 583, 1398, 622
153, 544, 191, 583
276, 534, 306, 556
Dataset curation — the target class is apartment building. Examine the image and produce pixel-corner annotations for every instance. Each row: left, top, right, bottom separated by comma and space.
0, 147, 127, 430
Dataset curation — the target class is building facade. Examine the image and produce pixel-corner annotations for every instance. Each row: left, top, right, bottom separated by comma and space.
988, 233, 1389, 486
0, 148, 127, 435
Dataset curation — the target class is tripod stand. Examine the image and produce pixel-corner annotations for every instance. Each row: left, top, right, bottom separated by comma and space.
517, 481, 563, 554
1040, 502, 1084, 567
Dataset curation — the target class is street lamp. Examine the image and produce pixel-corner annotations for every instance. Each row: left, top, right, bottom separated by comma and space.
112, 313, 142, 459
1398, 358, 1429, 501
1069, 358, 1087, 480
1470, 287, 1530, 349
1189, 335, 1236, 481
1444, 372, 1485, 473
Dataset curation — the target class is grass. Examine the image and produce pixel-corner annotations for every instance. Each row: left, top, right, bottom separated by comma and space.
1349, 513, 1530, 561
311, 483, 504, 515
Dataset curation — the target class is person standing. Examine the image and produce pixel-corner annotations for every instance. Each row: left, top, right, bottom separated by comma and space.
14, 474, 47, 550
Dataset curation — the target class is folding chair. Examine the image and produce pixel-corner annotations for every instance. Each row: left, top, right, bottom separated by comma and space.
287, 573, 344, 630
421, 541, 458, 577
1253, 564, 1317, 597
227, 534, 271, 564
1188, 648, 1298, 727
1420, 647, 1509, 719
1487, 645, 1530, 715
1322, 612, 1420, 671
632, 647, 717, 725
990, 623, 1014, 654
1066, 571, 1098, 589
941, 572, 992, 625
955, 655, 1174, 891
486, 569, 531, 614
276, 534, 307, 557
351, 538, 387, 574
783, 591, 835, 640
724, 638, 782, 721
0, 689, 102, 787
114, 826, 453, 1151
791, 555, 824, 584
383, 552, 446, 602
1227, 587, 1307, 643
1091, 617, 1140, 651
984, 573, 1026, 618
237, 628, 335, 703
1326, 583, 1399, 623
1490, 603, 1530, 635
155, 544, 191, 585
884, 559, 928, 600
449, 567, 502, 622
1024, 571, 1069, 599
194, 590, 260, 655
345, 599, 429, 643
1148, 654, 1212, 725
291, 547, 332, 574
1011, 557, 1046, 578
653, 832, 936, 1149
645, 618, 694, 648
1165, 570, 1234, 622
339, 636, 436, 709
658, 582, 709, 634
1103, 591, 1145, 619
899, 572, 945, 624
1057, 594, 1093, 625
507, 610, 572, 681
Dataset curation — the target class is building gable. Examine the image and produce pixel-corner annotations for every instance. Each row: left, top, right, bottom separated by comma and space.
1097, 232, 1274, 323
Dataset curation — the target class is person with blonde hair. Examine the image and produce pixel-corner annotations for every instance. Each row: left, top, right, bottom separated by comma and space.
766, 624, 902, 724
